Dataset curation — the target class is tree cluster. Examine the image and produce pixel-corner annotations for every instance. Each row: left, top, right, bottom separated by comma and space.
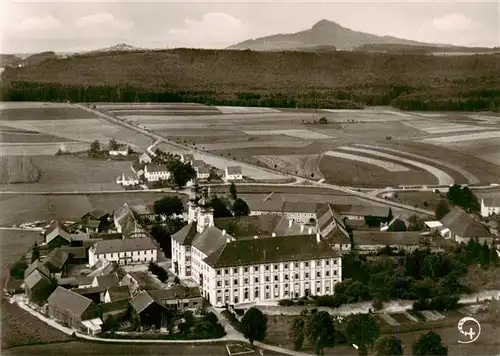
148, 261, 168, 283
153, 196, 184, 216
150, 218, 187, 258
240, 307, 268, 345
447, 184, 480, 213
210, 185, 251, 218
9, 257, 28, 279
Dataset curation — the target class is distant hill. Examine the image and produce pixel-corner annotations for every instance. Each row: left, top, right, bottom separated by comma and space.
22, 51, 58, 66
229, 19, 446, 51
87, 43, 142, 54
0, 54, 23, 67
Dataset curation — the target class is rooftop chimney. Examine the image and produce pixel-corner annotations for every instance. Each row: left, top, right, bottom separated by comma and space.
288, 219, 293, 229
316, 232, 321, 243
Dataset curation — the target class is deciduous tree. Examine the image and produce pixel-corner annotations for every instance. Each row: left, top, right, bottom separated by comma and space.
31, 242, 40, 263
435, 199, 450, 220
375, 336, 403, 356
229, 182, 238, 200
108, 138, 118, 151
232, 198, 250, 217
412, 331, 448, 356
153, 196, 184, 216
305, 310, 336, 355
345, 313, 380, 355
240, 307, 268, 345
290, 317, 305, 350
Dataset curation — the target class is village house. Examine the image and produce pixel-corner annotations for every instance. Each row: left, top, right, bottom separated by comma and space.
92, 273, 120, 289
88, 238, 158, 266
129, 290, 169, 328
148, 285, 202, 311
43, 249, 70, 278
332, 204, 391, 222
192, 159, 205, 169
171, 181, 346, 307
139, 152, 152, 164
24, 260, 56, 304
109, 144, 130, 156
57, 246, 88, 264
57, 276, 93, 289
224, 166, 243, 181
103, 285, 131, 303
113, 203, 150, 239
381, 215, 411, 232
181, 154, 194, 165
45, 221, 73, 248
352, 231, 425, 253
47, 287, 102, 335
144, 164, 171, 182
129, 204, 162, 222
195, 166, 211, 180
439, 207, 493, 244
116, 173, 140, 187
80, 209, 110, 233
481, 197, 500, 217
121, 271, 161, 295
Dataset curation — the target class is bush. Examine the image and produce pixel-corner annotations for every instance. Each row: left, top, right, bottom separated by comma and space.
10, 258, 28, 279
315, 295, 342, 308
413, 299, 430, 311
372, 299, 384, 310
278, 299, 295, 306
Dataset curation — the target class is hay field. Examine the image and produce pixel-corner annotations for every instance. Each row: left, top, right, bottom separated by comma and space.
255, 154, 324, 179
324, 150, 410, 172
0, 156, 40, 183
337, 146, 454, 185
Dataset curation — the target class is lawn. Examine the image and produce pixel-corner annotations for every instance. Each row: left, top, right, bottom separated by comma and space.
388, 191, 445, 211
0, 156, 40, 184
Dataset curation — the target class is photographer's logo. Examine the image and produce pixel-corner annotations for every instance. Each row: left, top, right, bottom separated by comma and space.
457, 317, 481, 344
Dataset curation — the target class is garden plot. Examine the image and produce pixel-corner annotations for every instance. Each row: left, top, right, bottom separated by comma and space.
355, 144, 479, 184
324, 150, 410, 172
215, 106, 281, 114
418, 310, 446, 322
423, 130, 500, 143
244, 129, 332, 140
468, 115, 500, 124
378, 313, 400, 326
337, 146, 454, 186
255, 154, 324, 178
405, 120, 489, 134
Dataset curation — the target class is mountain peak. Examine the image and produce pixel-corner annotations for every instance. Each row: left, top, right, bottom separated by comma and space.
311, 19, 342, 31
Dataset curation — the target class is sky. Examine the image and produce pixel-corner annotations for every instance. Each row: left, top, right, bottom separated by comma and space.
1, 0, 499, 53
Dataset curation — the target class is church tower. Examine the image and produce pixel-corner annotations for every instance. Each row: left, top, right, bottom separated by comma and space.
188, 178, 201, 223
197, 186, 214, 233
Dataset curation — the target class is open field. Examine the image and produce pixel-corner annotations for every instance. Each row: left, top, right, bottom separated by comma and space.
0, 156, 40, 184
324, 150, 411, 172
255, 154, 324, 179
387, 191, 446, 211
243, 129, 333, 140
3, 341, 286, 356
0, 155, 132, 192
403, 119, 491, 134
215, 106, 281, 114
0, 191, 178, 226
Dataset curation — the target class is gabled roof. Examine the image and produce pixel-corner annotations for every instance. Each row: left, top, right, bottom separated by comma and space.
82, 209, 108, 221
45, 224, 72, 244
92, 238, 157, 255
192, 226, 229, 256
58, 246, 87, 260
282, 201, 319, 214
353, 231, 423, 246
106, 285, 131, 302
94, 273, 120, 289
45, 221, 70, 236
273, 216, 315, 237
43, 249, 69, 272
193, 160, 205, 168
482, 197, 500, 207
48, 287, 96, 317
124, 271, 161, 290
244, 197, 284, 212
73, 285, 109, 295
89, 232, 123, 240
196, 166, 211, 174
130, 204, 154, 216
25, 269, 52, 289
130, 290, 167, 313
333, 204, 391, 218
204, 234, 339, 268
113, 203, 148, 239
146, 164, 169, 173
214, 215, 282, 238
24, 259, 51, 280
385, 215, 411, 231
440, 207, 491, 238
225, 166, 242, 175
99, 299, 130, 314
323, 225, 351, 246
149, 285, 201, 301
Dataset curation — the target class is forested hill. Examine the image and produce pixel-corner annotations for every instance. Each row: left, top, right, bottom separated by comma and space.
1, 48, 499, 111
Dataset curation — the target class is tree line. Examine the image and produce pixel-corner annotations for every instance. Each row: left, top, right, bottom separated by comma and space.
2, 81, 499, 112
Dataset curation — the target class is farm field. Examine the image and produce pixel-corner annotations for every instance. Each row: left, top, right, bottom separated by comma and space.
105, 104, 500, 187
0, 155, 132, 192
387, 191, 446, 211
0, 103, 154, 156
0, 191, 179, 226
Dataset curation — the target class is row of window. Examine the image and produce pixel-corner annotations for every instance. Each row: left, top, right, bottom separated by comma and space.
102, 250, 154, 258
216, 259, 338, 276
216, 269, 339, 287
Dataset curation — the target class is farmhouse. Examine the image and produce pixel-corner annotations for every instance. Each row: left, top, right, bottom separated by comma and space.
81, 209, 110, 225
44, 221, 72, 248
440, 207, 493, 244
43, 248, 70, 278
129, 204, 161, 221
116, 173, 140, 187
353, 231, 424, 253
47, 287, 102, 335
104, 285, 131, 303
24, 260, 56, 304
224, 166, 243, 181
148, 285, 202, 311
109, 144, 130, 156
381, 215, 410, 232
92, 273, 120, 289
171, 182, 345, 307
192, 159, 205, 168
181, 154, 194, 164
195, 165, 211, 180
121, 271, 160, 295
332, 204, 391, 221
144, 164, 171, 182
139, 152, 152, 164
88, 238, 158, 266
57, 246, 88, 264
481, 197, 500, 217
113, 203, 150, 238
130, 290, 169, 328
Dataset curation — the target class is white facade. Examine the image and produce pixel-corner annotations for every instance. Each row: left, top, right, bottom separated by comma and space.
481, 198, 500, 217
139, 152, 152, 164
89, 247, 157, 266
116, 173, 139, 187
144, 166, 171, 182
109, 148, 129, 156
283, 211, 316, 224
224, 167, 243, 181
